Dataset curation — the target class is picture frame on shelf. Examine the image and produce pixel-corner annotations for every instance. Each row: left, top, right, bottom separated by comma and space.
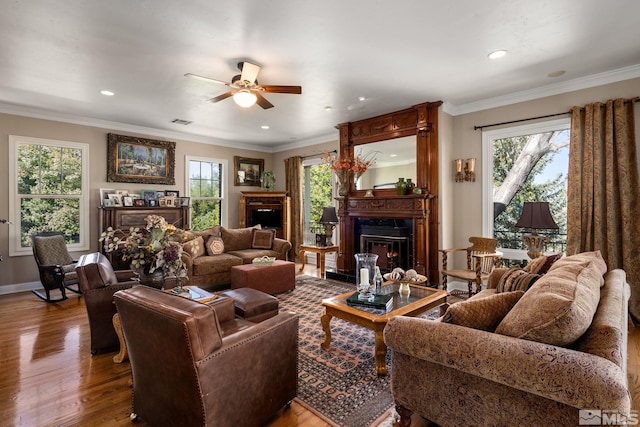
179, 197, 190, 207
165, 196, 177, 207
148, 200, 158, 207
123, 196, 134, 207
165, 190, 179, 198
155, 191, 165, 199
104, 199, 114, 207
106, 133, 176, 185
134, 199, 146, 207
158, 197, 167, 207
234, 156, 264, 186
107, 193, 123, 206
142, 190, 156, 204
99, 188, 115, 206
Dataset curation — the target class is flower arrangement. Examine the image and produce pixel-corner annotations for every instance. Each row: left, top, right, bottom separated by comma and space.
321, 150, 377, 176
100, 215, 189, 280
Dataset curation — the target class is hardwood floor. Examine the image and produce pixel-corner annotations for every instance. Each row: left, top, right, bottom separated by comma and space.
1, 265, 638, 426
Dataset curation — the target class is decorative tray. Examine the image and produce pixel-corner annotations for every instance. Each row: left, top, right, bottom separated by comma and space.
383, 273, 428, 285
252, 256, 276, 267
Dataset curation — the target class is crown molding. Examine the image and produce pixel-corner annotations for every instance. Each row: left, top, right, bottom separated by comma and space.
0, 102, 274, 153
443, 64, 640, 116
272, 131, 339, 153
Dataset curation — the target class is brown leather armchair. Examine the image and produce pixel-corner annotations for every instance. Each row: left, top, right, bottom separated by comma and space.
114, 286, 298, 427
75, 252, 137, 354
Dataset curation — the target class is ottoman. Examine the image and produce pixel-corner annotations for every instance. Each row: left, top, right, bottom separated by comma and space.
230, 260, 295, 294
219, 287, 279, 323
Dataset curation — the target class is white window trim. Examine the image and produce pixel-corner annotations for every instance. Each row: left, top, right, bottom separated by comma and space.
8, 135, 90, 256
481, 118, 570, 259
185, 155, 228, 227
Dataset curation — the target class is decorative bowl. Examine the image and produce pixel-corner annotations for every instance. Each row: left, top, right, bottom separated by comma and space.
252, 256, 276, 267
383, 273, 428, 285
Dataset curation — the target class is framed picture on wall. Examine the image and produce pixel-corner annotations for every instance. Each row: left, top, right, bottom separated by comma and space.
106, 133, 176, 185
234, 156, 264, 186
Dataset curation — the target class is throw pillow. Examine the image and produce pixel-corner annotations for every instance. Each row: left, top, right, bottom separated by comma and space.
496, 267, 541, 293
251, 229, 275, 249
523, 253, 562, 275
221, 226, 261, 252
183, 236, 205, 259
495, 260, 602, 347
547, 250, 608, 279
442, 291, 525, 332
205, 236, 225, 255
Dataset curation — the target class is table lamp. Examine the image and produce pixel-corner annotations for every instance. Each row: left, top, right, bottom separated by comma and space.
319, 206, 339, 246
515, 201, 558, 259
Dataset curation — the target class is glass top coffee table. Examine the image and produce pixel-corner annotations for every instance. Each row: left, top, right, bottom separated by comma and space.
321, 283, 448, 375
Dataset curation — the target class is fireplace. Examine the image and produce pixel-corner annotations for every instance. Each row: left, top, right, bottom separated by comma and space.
357, 219, 412, 273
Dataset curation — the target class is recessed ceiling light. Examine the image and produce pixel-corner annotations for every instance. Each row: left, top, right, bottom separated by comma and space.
488, 50, 507, 60
100, 90, 115, 96
358, 96, 366, 102
261, 125, 270, 130
324, 106, 333, 111
547, 70, 566, 78
390, 154, 397, 158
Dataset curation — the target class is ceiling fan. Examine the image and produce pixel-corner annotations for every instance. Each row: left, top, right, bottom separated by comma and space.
185, 61, 302, 109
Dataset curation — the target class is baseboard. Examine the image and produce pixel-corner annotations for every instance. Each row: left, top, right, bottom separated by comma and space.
0, 281, 41, 295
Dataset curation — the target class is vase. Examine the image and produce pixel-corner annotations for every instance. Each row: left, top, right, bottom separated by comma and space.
355, 253, 378, 299
138, 269, 164, 289
395, 178, 408, 195
336, 170, 352, 196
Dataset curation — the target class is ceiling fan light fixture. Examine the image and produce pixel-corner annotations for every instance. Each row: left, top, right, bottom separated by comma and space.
233, 90, 257, 108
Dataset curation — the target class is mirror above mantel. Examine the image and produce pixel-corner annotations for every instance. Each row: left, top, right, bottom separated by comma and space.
355, 136, 416, 190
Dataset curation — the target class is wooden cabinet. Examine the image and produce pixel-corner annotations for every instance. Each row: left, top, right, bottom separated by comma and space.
239, 191, 290, 240
99, 206, 190, 270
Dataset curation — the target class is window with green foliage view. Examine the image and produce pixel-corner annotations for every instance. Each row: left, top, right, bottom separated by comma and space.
303, 161, 333, 244
187, 157, 227, 230
9, 136, 89, 255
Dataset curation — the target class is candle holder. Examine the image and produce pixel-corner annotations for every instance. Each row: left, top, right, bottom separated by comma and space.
354, 253, 378, 300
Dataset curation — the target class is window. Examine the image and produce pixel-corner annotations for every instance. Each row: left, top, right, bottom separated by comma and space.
302, 158, 333, 244
186, 156, 227, 230
482, 119, 570, 263
9, 135, 90, 256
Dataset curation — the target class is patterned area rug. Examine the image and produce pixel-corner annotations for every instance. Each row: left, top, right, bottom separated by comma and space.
278, 276, 440, 427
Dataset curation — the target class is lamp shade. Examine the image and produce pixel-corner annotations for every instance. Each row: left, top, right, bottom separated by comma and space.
233, 90, 257, 108
515, 202, 559, 231
319, 206, 339, 224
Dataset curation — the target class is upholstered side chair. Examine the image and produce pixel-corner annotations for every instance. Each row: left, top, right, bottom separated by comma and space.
31, 232, 82, 302
440, 236, 503, 297
75, 252, 138, 354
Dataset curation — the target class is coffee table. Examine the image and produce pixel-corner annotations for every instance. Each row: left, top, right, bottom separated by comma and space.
320, 283, 448, 375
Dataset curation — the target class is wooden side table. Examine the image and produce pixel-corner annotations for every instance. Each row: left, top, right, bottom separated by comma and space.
299, 244, 338, 278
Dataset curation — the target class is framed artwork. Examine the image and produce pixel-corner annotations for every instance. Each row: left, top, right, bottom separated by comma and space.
99, 188, 115, 206
107, 193, 123, 206
234, 156, 264, 186
134, 199, 146, 207
107, 133, 176, 185
179, 197, 190, 207
142, 190, 156, 203
123, 196, 134, 207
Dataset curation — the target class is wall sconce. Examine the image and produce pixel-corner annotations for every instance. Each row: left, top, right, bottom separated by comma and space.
454, 158, 476, 182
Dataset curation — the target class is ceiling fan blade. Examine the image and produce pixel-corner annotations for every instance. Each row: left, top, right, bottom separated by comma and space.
207, 90, 235, 103
240, 62, 261, 84
255, 92, 274, 109
259, 85, 302, 94
184, 73, 229, 86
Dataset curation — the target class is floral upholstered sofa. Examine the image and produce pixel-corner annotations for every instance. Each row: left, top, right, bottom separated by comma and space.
384, 251, 631, 426
181, 225, 291, 288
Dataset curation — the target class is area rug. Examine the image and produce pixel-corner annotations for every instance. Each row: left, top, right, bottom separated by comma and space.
277, 275, 441, 427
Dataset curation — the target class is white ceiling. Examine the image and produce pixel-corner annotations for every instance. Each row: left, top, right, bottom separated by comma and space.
1, 0, 640, 152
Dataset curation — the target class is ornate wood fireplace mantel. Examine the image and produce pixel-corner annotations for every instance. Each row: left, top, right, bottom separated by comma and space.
336, 194, 433, 276
334, 101, 441, 281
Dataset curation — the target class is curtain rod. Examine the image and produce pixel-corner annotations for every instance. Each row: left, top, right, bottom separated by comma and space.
302, 149, 336, 160
474, 97, 639, 131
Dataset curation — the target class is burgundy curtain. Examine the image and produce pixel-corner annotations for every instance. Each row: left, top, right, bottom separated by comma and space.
567, 98, 640, 322
284, 156, 303, 261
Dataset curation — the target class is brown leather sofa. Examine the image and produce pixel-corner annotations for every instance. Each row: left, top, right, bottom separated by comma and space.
76, 252, 137, 354
113, 286, 299, 427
